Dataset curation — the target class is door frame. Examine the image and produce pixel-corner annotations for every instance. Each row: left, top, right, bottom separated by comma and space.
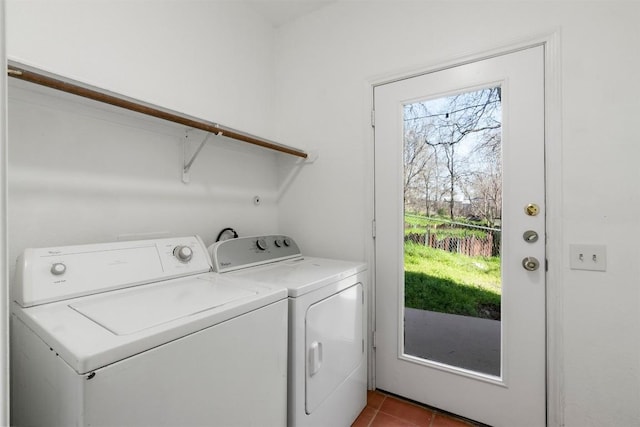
364, 33, 563, 426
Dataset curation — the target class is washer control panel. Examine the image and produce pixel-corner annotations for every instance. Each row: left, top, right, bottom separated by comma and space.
209, 235, 301, 273
14, 236, 212, 307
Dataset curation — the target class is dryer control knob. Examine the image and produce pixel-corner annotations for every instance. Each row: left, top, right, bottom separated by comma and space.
256, 238, 268, 251
173, 245, 193, 263
51, 263, 67, 276
274, 239, 283, 248
283, 238, 291, 247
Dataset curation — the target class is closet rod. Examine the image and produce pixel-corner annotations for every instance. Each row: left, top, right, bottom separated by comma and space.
7, 66, 308, 159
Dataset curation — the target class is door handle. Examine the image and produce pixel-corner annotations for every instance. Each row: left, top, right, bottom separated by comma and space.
309, 341, 323, 377
522, 257, 540, 271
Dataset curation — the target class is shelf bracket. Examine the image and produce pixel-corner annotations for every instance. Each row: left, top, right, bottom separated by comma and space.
182, 130, 221, 184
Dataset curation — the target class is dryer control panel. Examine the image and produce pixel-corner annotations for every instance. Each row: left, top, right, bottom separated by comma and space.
209, 235, 302, 273
14, 236, 211, 307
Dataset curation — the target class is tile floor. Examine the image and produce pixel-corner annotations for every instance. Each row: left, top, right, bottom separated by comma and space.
352, 390, 483, 427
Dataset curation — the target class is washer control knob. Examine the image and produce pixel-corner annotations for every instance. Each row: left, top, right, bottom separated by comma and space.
274, 239, 283, 248
256, 238, 268, 251
51, 263, 67, 276
173, 245, 193, 263
283, 238, 291, 247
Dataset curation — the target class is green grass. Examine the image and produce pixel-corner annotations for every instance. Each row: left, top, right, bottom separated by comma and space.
404, 213, 444, 228
404, 242, 502, 319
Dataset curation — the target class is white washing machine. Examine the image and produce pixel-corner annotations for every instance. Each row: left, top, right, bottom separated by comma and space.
209, 235, 368, 427
10, 236, 288, 427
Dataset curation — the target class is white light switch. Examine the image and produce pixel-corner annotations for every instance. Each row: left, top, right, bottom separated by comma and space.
569, 244, 607, 271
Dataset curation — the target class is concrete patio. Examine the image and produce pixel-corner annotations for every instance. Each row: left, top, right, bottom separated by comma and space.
404, 308, 501, 376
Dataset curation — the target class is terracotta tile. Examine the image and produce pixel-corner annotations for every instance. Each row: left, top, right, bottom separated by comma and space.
431, 413, 476, 427
371, 411, 418, 427
352, 405, 377, 427
367, 390, 387, 409
378, 396, 434, 427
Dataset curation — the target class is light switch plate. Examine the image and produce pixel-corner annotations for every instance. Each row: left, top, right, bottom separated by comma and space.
569, 244, 607, 271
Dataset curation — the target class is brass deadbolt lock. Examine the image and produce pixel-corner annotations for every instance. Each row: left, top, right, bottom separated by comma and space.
525, 203, 540, 216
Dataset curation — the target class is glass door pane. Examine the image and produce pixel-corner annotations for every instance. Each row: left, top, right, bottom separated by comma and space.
402, 86, 502, 377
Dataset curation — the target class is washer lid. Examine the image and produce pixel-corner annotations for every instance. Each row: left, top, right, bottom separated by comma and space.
12, 273, 288, 374
70, 277, 256, 335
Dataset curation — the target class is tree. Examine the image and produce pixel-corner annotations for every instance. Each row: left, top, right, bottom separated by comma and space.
403, 87, 502, 221
461, 131, 502, 227
403, 102, 436, 213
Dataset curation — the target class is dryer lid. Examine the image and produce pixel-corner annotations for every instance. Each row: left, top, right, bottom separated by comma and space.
70, 277, 256, 335
230, 257, 367, 297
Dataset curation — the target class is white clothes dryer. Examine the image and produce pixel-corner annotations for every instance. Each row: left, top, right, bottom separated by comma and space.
11, 236, 288, 427
209, 235, 368, 427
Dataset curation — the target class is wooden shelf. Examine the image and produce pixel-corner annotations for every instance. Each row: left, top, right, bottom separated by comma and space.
7, 64, 308, 159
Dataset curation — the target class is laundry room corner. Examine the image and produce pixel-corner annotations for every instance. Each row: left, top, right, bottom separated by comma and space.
4, 1, 288, 281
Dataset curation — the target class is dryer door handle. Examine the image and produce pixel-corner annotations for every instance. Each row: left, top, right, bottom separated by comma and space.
309, 341, 323, 377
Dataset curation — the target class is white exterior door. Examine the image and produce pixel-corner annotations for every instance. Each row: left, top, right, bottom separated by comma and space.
374, 46, 545, 426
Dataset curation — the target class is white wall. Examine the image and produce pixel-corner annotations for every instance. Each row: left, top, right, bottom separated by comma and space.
6, 0, 277, 139
273, 1, 640, 426
8, 81, 281, 256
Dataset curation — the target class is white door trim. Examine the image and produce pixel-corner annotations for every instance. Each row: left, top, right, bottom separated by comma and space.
363, 32, 563, 426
